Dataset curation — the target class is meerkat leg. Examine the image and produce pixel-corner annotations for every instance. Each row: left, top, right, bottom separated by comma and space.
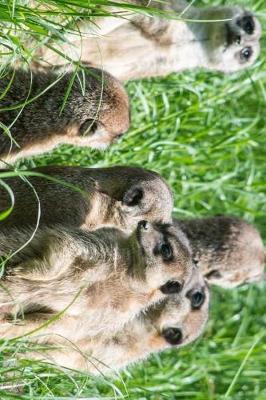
0, 67, 129, 164
175, 216, 265, 288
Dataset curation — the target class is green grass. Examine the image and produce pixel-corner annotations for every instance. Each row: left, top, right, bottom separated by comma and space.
0, 0, 266, 398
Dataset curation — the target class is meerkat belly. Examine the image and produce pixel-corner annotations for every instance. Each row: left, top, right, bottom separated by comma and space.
38, 20, 207, 80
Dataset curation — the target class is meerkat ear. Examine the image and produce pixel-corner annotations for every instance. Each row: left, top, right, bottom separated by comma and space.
122, 186, 144, 207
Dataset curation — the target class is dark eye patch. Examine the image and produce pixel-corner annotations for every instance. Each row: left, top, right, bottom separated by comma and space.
160, 243, 173, 261
186, 288, 206, 310
154, 242, 173, 262
240, 47, 253, 61
160, 280, 183, 295
205, 269, 222, 280
79, 119, 99, 135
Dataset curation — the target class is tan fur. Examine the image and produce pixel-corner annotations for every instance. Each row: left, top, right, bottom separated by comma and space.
177, 216, 265, 288
32, 1, 262, 80
0, 266, 209, 374
0, 221, 194, 337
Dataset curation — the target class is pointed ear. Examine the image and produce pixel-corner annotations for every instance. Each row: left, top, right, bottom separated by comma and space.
122, 185, 143, 207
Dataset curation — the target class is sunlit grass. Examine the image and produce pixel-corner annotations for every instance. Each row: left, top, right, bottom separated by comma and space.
0, 0, 265, 398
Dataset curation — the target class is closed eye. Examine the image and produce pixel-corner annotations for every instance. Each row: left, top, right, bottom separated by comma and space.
157, 242, 173, 262
79, 119, 101, 135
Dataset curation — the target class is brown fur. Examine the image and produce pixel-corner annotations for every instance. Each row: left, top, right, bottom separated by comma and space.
0, 166, 263, 288
0, 67, 129, 163
0, 165, 173, 231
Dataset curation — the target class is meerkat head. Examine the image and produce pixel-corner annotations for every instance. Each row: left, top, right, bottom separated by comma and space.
121, 177, 173, 225
144, 267, 209, 350
131, 221, 194, 297
94, 166, 174, 229
66, 67, 130, 149
201, 8, 261, 72
203, 219, 265, 289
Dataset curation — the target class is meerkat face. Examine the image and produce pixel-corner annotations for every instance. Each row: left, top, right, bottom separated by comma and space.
68, 68, 130, 149
203, 8, 261, 72
121, 178, 174, 226
147, 268, 209, 349
134, 221, 193, 295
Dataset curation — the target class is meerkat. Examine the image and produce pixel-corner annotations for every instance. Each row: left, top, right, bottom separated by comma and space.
176, 215, 265, 288
0, 3, 261, 162
0, 220, 195, 337
0, 165, 173, 231
34, 1, 262, 80
0, 67, 129, 163
0, 263, 209, 375
0, 165, 264, 288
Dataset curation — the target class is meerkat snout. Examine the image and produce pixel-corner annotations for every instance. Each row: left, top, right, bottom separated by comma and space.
236, 13, 255, 35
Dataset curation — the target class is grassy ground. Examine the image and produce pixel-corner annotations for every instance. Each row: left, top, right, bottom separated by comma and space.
0, 0, 266, 399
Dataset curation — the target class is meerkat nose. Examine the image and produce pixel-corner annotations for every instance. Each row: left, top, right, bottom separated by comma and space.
162, 327, 183, 345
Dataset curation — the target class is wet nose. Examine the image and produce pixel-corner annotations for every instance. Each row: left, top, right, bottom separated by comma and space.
160, 280, 183, 295
162, 327, 183, 345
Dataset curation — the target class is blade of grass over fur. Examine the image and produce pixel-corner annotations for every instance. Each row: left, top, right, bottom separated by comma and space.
0, 0, 265, 398
0, 179, 15, 221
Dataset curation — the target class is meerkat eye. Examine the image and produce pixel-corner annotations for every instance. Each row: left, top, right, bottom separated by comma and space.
79, 119, 99, 135
193, 258, 199, 267
240, 47, 252, 61
190, 290, 205, 310
205, 269, 222, 280
159, 243, 173, 262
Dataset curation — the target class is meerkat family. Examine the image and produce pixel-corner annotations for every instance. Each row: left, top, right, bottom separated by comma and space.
0, 0, 264, 376
0, 166, 264, 372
